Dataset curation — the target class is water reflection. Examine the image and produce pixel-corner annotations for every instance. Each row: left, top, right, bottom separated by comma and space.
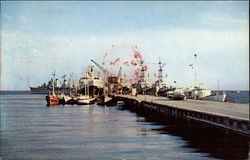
132, 112, 250, 160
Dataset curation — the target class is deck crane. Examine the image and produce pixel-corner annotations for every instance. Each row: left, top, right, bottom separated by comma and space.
118, 67, 122, 77
91, 59, 108, 74
91, 59, 123, 94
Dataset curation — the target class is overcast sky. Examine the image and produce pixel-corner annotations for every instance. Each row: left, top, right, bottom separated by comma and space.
1, 1, 249, 90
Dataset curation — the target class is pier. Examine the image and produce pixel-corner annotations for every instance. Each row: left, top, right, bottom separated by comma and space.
114, 95, 249, 137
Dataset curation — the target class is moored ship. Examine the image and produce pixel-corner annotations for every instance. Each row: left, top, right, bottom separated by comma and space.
147, 58, 175, 97
184, 54, 227, 102
30, 75, 70, 94
30, 86, 50, 94
79, 65, 103, 99
46, 72, 60, 106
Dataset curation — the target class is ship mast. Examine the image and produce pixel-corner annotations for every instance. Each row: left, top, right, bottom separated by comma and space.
194, 54, 198, 87
158, 58, 163, 82
52, 71, 56, 96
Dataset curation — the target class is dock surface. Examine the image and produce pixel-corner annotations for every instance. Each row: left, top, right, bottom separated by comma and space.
118, 95, 249, 121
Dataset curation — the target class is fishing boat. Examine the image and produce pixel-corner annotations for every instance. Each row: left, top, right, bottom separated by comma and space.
46, 72, 59, 106
62, 76, 79, 105
77, 68, 97, 105
77, 95, 96, 105
63, 95, 77, 104
46, 95, 59, 106
57, 93, 65, 104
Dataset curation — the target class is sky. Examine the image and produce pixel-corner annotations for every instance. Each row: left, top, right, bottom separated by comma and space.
1, 1, 249, 90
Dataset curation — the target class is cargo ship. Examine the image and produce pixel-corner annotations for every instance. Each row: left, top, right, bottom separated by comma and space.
30, 82, 51, 94
30, 76, 70, 94
78, 65, 104, 99
30, 86, 49, 94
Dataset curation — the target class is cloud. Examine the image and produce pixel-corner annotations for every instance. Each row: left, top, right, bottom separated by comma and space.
1, 27, 249, 90
37, 6, 65, 15
202, 13, 249, 28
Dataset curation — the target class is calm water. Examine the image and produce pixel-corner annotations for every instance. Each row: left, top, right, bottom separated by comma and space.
212, 90, 249, 104
1, 92, 249, 160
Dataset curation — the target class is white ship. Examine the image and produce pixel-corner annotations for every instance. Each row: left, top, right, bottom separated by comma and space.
184, 86, 226, 102
79, 65, 103, 99
77, 95, 96, 105
185, 54, 226, 102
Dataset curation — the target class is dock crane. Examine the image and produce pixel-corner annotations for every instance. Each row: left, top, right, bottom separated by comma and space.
91, 59, 123, 94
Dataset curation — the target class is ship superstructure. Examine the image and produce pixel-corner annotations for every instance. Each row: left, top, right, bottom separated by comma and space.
79, 65, 104, 99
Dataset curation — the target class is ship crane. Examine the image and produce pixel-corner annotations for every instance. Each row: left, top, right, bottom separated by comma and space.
118, 67, 122, 77
91, 59, 108, 74
90, 59, 108, 93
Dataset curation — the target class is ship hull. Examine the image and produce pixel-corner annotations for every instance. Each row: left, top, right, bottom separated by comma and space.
46, 95, 59, 106
30, 87, 50, 94
200, 94, 226, 102
30, 87, 70, 94
79, 86, 103, 98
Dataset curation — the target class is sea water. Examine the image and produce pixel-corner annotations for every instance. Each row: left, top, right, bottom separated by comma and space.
0, 91, 249, 160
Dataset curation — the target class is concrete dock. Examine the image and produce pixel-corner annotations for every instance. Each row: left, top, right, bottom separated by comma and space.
115, 95, 249, 136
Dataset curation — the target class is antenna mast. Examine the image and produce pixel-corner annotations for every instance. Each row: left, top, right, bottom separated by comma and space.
52, 71, 56, 96
194, 54, 198, 87
158, 58, 163, 82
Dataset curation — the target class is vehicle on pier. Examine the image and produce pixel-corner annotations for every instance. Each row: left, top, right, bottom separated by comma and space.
172, 88, 186, 100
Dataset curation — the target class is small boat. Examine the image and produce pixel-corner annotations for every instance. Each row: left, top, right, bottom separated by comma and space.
46, 95, 59, 106
63, 95, 72, 103
46, 72, 60, 106
77, 70, 96, 105
77, 95, 95, 105
57, 94, 65, 104
63, 95, 77, 104
200, 91, 226, 102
